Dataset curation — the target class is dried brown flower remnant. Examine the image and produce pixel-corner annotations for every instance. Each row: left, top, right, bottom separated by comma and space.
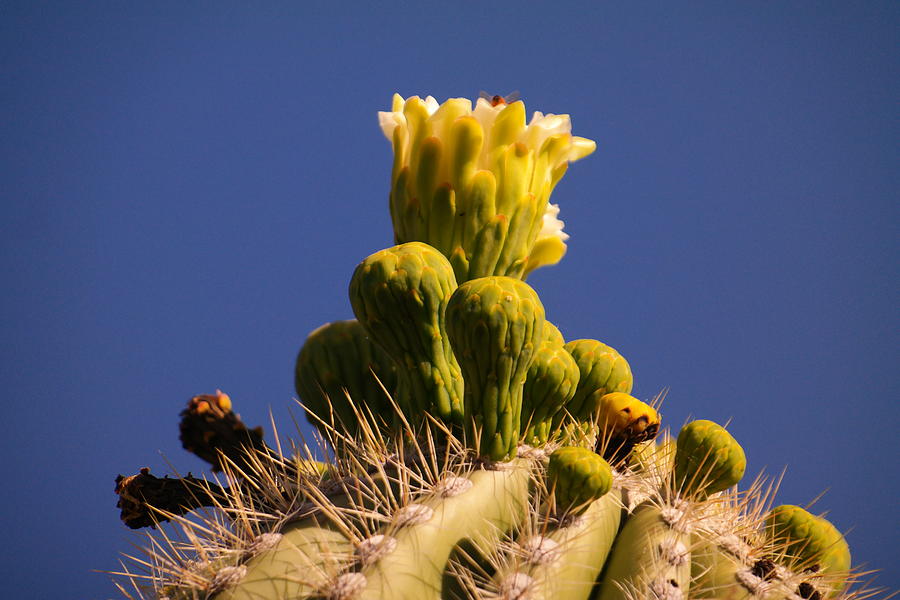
179, 390, 267, 472
114, 467, 221, 529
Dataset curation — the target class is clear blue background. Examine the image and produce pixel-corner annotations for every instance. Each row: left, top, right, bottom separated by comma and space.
1, 3, 896, 598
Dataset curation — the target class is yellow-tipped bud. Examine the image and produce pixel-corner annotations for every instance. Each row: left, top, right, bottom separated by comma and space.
593, 392, 661, 464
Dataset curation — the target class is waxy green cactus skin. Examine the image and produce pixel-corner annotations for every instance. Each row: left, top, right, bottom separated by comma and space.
521, 323, 580, 444
547, 446, 612, 514
766, 505, 851, 586
674, 420, 747, 498
563, 339, 633, 424
689, 538, 745, 600
356, 461, 532, 600
491, 489, 624, 600
445, 275, 545, 460
216, 505, 358, 600
349, 241, 464, 425
294, 319, 398, 434
596, 501, 693, 600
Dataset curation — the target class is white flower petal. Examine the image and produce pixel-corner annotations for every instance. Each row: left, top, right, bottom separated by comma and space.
378, 111, 398, 140
423, 95, 440, 115
538, 203, 568, 242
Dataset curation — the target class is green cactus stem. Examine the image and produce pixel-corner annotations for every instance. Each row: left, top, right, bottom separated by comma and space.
214, 517, 352, 600
521, 321, 580, 445
445, 275, 545, 461
349, 241, 464, 426
214, 472, 390, 600
490, 487, 624, 600
562, 339, 633, 425
595, 499, 694, 600
294, 319, 398, 435
690, 536, 746, 599
673, 420, 746, 499
691, 552, 807, 600
546, 446, 613, 515
349, 459, 533, 600
689, 529, 767, 600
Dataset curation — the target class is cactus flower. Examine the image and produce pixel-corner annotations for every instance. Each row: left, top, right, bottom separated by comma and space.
378, 94, 595, 282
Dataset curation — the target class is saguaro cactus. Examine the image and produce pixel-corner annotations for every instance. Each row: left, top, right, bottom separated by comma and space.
110, 94, 870, 600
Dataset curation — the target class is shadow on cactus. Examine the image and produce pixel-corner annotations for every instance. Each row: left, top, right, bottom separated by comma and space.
109, 94, 887, 600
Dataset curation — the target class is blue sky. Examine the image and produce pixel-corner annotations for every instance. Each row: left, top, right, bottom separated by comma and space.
1, 2, 897, 597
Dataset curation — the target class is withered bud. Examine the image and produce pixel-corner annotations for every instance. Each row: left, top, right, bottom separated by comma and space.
179, 390, 267, 472
115, 467, 221, 529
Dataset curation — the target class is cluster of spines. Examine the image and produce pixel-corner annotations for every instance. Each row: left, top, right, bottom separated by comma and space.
112, 395, 870, 600
112, 240, 870, 599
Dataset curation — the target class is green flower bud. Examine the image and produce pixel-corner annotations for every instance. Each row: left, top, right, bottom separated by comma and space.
446, 276, 545, 460
547, 446, 613, 514
294, 320, 397, 435
673, 420, 746, 498
521, 330, 580, 445
542, 320, 565, 346
349, 242, 463, 425
563, 339, 633, 425
766, 505, 851, 586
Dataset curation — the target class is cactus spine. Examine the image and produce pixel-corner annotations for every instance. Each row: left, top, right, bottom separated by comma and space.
110, 94, 872, 600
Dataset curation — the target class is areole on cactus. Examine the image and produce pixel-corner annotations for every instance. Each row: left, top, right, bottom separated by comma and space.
110, 93, 875, 600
